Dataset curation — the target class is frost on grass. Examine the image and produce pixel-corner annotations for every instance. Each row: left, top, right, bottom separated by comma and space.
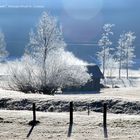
0, 110, 140, 140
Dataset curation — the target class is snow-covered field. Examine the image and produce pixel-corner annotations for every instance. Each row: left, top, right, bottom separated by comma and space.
1, 63, 140, 139
0, 87, 140, 139
0, 110, 140, 140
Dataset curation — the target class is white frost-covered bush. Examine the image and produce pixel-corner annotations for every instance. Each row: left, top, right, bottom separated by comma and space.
44, 49, 91, 88
8, 49, 91, 94
8, 57, 42, 93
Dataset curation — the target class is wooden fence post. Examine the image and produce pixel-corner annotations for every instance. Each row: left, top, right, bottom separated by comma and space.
103, 103, 107, 128
88, 104, 90, 115
70, 102, 73, 125
103, 103, 108, 138
33, 103, 36, 123
28, 103, 40, 126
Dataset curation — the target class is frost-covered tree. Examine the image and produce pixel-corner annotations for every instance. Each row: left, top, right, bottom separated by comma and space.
116, 32, 126, 78
97, 24, 114, 77
106, 53, 117, 77
26, 12, 66, 62
25, 12, 66, 83
116, 31, 136, 79
124, 32, 136, 79
0, 30, 8, 61
9, 12, 91, 94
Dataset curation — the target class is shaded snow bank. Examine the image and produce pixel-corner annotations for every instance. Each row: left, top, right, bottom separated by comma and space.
1, 88, 140, 114
0, 98, 140, 114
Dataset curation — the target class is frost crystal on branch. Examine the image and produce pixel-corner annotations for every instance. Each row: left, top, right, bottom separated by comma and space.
97, 24, 115, 77
26, 12, 66, 65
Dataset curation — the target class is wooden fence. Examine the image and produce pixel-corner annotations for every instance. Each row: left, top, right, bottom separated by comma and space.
27, 102, 108, 138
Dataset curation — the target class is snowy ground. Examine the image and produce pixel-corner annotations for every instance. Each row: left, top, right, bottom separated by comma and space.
1, 87, 140, 114
0, 110, 140, 140
0, 88, 140, 139
1, 63, 140, 139
0, 87, 140, 102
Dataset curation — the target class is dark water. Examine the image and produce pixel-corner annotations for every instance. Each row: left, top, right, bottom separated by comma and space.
0, 7, 140, 63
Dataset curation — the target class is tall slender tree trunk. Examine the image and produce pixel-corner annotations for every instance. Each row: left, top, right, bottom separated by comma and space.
42, 37, 47, 87
126, 47, 129, 79
119, 43, 123, 79
126, 66, 128, 79
126, 59, 129, 79
103, 46, 105, 77
119, 67, 121, 79
42, 28, 54, 87
119, 58, 122, 79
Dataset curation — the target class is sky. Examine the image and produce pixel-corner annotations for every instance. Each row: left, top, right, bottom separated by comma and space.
0, 0, 140, 61
0, 0, 139, 8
